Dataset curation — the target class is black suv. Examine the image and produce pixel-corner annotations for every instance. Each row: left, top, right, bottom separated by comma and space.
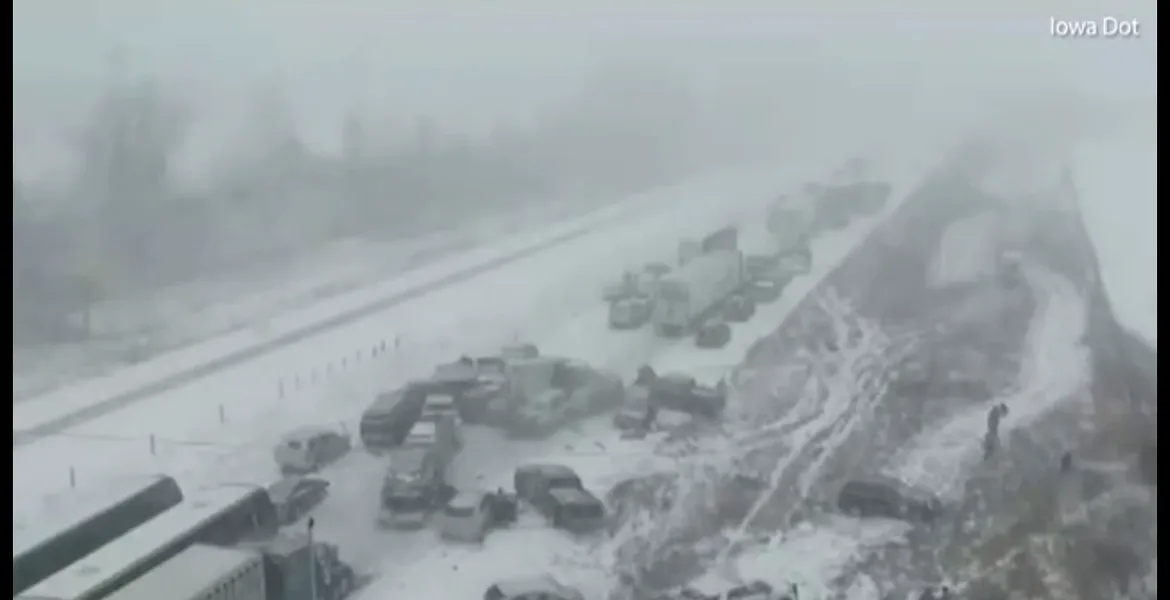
837, 477, 942, 524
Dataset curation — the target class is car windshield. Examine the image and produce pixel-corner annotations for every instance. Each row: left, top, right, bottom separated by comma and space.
285, 440, 303, 450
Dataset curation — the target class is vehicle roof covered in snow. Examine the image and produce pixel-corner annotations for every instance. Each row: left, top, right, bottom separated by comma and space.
388, 447, 431, 473
518, 463, 577, 477
448, 490, 489, 509
547, 487, 597, 505
281, 425, 335, 441
492, 575, 579, 598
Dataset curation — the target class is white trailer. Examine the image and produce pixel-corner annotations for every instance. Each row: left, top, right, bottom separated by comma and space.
105, 544, 265, 600
766, 195, 815, 256
651, 249, 744, 337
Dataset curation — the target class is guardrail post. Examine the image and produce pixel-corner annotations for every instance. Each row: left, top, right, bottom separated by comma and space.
218, 404, 226, 424
149, 434, 156, 456
69, 466, 76, 488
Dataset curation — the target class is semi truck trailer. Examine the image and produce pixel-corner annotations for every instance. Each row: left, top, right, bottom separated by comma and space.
651, 226, 745, 338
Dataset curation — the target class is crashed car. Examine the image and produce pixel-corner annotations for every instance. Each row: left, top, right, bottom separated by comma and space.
722, 294, 755, 323
639, 366, 727, 420
613, 384, 653, 431
695, 321, 731, 349
744, 254, 780, 281
267, 475, 330, 526
505, 357, 625, 438
603, 270, 642, 302
997, 250, 1024, 287
643, 261, 672, 278
431, 346, 536, 424
744, 278, 784, 304
837, 476, 942, 524
668, 580, 796, 600
609, 297, 652, 330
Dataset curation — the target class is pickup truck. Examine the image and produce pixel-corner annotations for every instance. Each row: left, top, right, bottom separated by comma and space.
513, 464, 605, 532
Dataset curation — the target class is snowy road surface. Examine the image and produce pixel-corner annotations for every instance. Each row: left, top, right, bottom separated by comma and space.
12, 157, 855, 515
12, 197, 611, 401
596, 160, 1137, 600
18, 141, 1144, 600
11, 165, 787, 445
13, 146, 927, 599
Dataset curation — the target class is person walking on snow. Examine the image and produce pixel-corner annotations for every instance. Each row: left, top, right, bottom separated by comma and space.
983, 403, 1009, 460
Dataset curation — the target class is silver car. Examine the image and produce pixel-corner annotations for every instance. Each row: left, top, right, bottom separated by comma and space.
273, 426, 351, 475
437, 491, 495, 542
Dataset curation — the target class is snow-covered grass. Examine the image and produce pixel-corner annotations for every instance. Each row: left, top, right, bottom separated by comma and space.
886, 263, 1091, 499
11, 198, 604, 401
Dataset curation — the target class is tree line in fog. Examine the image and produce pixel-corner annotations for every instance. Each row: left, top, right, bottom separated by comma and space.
13, 65, 739, 345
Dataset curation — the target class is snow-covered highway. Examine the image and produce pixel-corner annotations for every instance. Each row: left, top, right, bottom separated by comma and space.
12, 158, 849, 514
15, 136, 1151, 600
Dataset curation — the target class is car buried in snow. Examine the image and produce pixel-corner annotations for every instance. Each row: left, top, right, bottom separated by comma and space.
503, 356, 625, 438
273, 425, 352, 475
744, 278, 784, 304
267, 475, 330, 526
613, 384, 653, 431
646, 368, 728, 420
659, 580, 795, 600
484, 575, 586, 600
609, 296, 653, 329
722, 294, 755, 323
695, 320, 732, 349
836, 476, 942, 524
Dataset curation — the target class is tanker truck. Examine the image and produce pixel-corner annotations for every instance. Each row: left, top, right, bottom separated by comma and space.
651, 226, 745, 338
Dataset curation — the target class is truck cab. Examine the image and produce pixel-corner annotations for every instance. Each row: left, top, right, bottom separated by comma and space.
545, 488, 606, 532
513, 464, 584, 514
239, 533, 356, 600
649, 373, 727, 419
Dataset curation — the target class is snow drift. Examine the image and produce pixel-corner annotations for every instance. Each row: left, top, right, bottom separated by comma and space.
602, 151, 1156, 599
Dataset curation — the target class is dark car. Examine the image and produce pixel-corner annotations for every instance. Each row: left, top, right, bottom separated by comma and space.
837, 477, 942, 524
745, 278, 783, 304
267, 475, 330, 525
648, 372, 727, 419
722, 295, 755, 323
696, 321, 731, 348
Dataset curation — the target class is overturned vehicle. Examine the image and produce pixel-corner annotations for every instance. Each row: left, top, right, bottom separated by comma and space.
503, 356, 626, 438
615, 366, 728, 431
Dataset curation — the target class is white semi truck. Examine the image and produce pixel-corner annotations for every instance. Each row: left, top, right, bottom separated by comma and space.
651, 226, 745, 338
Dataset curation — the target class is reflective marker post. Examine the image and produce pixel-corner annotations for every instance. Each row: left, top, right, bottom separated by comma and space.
308, 517, 318, 600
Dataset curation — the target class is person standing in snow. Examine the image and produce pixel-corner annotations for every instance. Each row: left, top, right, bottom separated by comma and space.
983, 403, 1009, 460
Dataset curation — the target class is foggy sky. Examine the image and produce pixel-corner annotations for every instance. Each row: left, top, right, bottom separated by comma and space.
15, 0, 1156, 178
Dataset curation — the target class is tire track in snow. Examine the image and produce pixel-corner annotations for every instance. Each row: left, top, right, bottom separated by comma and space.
884, 263, 1090, 498
715, 291, 915, 570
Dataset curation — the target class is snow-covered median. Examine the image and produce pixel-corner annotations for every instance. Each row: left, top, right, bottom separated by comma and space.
12, 200, 599, 401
